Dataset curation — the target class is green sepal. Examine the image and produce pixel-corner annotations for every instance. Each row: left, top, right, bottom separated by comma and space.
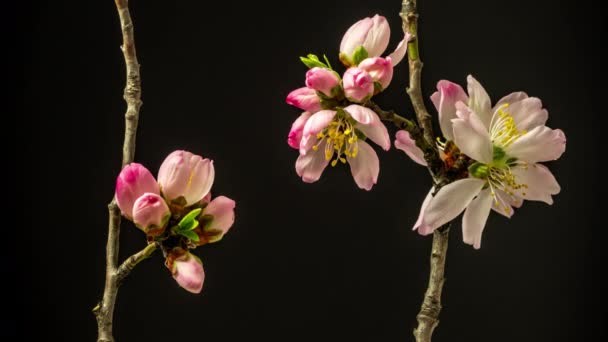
352, 46, 369, 65
323, 54, 333, 69
204, 229, 224, 243
492, 145, 506, 162
373, 81, 383, 94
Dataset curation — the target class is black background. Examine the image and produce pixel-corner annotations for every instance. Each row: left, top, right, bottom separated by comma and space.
19, 0, 606, 341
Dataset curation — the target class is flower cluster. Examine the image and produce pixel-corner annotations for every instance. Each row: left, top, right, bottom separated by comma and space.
115, 150, 236, 293
397, 76, 566, 248
285, 14, 410, 190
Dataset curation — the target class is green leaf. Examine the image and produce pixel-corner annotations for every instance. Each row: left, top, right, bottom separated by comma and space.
178, 208, 202, 230
352, 46, 368, 65
323, 54, 333, 69
300, 56, 326, 69
180, 230, 200, 242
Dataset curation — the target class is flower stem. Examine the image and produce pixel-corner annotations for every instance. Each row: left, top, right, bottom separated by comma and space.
93, 1, 151, 341
399, 1, 450, 340
413, 225, 450, 342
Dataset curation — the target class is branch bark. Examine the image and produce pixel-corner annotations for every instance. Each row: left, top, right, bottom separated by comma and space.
413, 225, 450, 341
94, 1, 150, 341
399, 1, 450, 341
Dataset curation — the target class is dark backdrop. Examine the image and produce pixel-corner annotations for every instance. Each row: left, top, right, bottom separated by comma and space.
20, 0, 606, 341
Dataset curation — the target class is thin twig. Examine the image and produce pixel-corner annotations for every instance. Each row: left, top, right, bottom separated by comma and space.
94, 1, 149, 341
116, 243, 158, 285
399, 1, 451, 341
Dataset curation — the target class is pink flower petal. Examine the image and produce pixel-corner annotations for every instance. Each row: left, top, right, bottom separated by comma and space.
421, 178, 486, 233
115, 163, 160, 219
302, 110, 336, 138
347, 141, 379, 191
432, 80, 469, 140
295, 141, 330, 183
462, 189, 493, 249
344, 105, 390, 151
394, 130, 426, 166
506, 126, 566, 163
286, 87, 321, 113
288, 112, 312, 149
363, 14, 391, 58
132, 193, 170, 235
172, 253, 204, 294
203, 196, 236, 238
387, 32, 411, 66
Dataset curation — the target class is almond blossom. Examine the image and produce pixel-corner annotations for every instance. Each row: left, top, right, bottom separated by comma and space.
296, 105, 390, 190
396, 76, 566, 248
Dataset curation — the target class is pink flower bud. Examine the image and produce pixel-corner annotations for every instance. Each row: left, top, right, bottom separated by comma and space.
286, 87, 321, 113
200, 196, 236, 243
132, 193, 170, 236
343, 67, 374, 103
339, 14, 390, 66
157, 150, 214, 206
358, 57, 393, 90
287, 112, 312, 149
170, 252, 205, 294
305, 67, 341, 97
115, 163, 160, 219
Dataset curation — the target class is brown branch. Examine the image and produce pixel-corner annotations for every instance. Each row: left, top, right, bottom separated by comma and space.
94, 1, 148, 341
399, 1, 450, 341
116, 243, 158, 285
413, 225, 450, 342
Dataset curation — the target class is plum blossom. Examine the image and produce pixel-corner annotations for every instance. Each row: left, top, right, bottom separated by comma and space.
397, 76, 566, 248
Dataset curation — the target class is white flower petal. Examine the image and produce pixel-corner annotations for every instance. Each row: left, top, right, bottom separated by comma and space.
494, 91, 528, 110
506, 126, 566, 163
507, 97, 548, 131
452, 116, 493, 164
413, 187, 434, 234
394, 130, 426, 166
466, 75, 493, 129
422, 178, 486, 232
511, 164, 560, 204
462, 189, 493, 249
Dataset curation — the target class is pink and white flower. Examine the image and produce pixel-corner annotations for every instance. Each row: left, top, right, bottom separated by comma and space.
158, 150, 215, 206
343, 67, 374, 103
295, 104, 390, 190
305, 67, 341, 97
195, 195, 236, 244
398, 76, 566, 248
358, 57, 394, 91
115, 163, 160, 219
132, 193, 170, 236
169, 251, 205, 294
286, 87, 322, 113
339, 14, 410, 67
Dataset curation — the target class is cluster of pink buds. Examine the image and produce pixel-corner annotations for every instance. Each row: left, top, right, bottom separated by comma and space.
115, 150, 236, 293
285, 15, 410, 190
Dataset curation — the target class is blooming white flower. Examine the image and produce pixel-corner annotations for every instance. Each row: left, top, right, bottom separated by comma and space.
396, 76, 566, 248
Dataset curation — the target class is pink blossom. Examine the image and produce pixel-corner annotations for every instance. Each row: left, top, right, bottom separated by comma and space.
339, 14, 411, 67
358, 57, 394, 90
132, 193, 170, 236
286, 87, 321, 113
409, 76, 565, 249
305, 67, 341, 97
288, 112, 312, 149
170, 252, 204, 294
343, 67, 374, 103
200, 196, 236, 243
295, 105, 390, 190
157, 150, 214, 206
115, 163, 160, 219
